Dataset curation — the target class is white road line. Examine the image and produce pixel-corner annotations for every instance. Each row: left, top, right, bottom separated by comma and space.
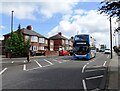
92, 65, 103, 68
86, 62, 89, 65
82, 65, 87, 73
11, 61, 14, 63
82, 79, 87, 91
86, 75, 104, 80
43, 65, 51, 67
34, 60, 42, 67
103, 61, 107, 66
23, 64, 26, 70
85, 69, 105, 72
44, 59, 53, 65
52, 59, 62, 63
0, 68, 7, 75
23, 61, 26, 71
26, 67, 40, 71
107, 55, 109, 58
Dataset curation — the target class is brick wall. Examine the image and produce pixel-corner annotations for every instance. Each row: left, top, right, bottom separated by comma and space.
45, 50, 59, 56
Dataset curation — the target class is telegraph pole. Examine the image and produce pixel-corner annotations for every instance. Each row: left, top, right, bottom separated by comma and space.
110, 17, 112, 59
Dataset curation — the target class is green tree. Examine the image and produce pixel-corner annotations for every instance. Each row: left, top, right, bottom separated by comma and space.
5, 24, 30, 57
98, 0, 120, 18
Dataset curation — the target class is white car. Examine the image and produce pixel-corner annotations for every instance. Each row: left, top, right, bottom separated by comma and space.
104, 49, 111, 54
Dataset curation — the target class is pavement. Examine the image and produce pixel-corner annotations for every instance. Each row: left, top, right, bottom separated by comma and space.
107, 52, 119, 90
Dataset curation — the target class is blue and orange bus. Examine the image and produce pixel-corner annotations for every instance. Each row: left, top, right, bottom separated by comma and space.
73, 34, 96, 60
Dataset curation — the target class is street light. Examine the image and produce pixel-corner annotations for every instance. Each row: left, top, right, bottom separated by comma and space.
11, 10, 14, 33
109, 17, 112, 59
10, 10, 14, 58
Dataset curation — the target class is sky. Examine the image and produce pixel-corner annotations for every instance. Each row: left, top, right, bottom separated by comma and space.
0, 0, 118, 48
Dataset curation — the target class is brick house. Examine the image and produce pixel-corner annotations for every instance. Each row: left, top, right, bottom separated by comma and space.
49, 32, 72, 51
3, 25, 49, 57
68, 36, 74, 51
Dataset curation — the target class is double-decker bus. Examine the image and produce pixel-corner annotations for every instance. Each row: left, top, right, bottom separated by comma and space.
73, 34, 96, 60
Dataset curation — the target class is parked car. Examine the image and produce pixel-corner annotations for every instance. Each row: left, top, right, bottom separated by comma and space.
104, 49, 111, 54
59, 50, 70, 56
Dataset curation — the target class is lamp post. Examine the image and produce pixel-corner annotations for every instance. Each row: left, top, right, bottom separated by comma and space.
11, 10, 14, 33
110, 17, 112, 59
10, 10, 14, 58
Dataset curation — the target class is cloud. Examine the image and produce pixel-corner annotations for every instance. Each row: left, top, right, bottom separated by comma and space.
36, 0, 80, 19
0, 25, 5, 30
0, 1, 80, 20
48, 9, 117, 48
0, 3, 37, 20
1, 0, 102, 2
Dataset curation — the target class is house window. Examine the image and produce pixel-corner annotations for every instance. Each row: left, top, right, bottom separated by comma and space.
39, 38, 45, 43
31, 36, 38, 42
45, 40, 48, 44
33, 46, 38, 51
50, 42, 53, 45
50, 47, 53, 51
62, 40, 64, 44
65, 40, 68, 44
25, 35, 29, 42
39, 46, 44, 50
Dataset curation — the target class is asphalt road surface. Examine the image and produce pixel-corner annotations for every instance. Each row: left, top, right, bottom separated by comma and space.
1, 52, 110, 90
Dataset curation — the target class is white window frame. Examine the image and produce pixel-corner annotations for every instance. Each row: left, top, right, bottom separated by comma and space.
39, 46, 44, 50
39, 38, 45, 43
31, 36, 38, 42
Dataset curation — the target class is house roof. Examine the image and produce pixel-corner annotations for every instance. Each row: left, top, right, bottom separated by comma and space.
49, 33, 68, 40
3, 28, 47, 39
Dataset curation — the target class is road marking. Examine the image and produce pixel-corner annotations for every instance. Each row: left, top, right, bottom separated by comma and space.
85, 68, 105, 72
103, 61, 107, 66
23, 64, 26, 70
63, 60, 68, 62
82, 79, 87, 91
82, 65, 87, 73
86, 75, 104, 80
86, 62, 89, 65
11, 61, 14, 63
92, 65, 103, 68
34, 60, 42, 67
26, 67, 40, 71
0, 68, 7, 75
52, 59, 62, 63
44, 59, 53, 65
107, 55, 109, 58
23, 61, 26, 71
43, 65, 51, 67
91, 88, 100, 91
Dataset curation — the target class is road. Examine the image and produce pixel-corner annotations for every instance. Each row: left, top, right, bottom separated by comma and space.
1, 52, 110, 90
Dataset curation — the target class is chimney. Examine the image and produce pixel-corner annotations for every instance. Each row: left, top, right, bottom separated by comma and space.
26, 25, 32, 30
71, 36, 73, 39
58, 32, 62, 36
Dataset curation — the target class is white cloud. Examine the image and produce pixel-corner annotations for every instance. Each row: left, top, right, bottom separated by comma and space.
0, 25, 5, 30
48, 9, 117, 48
0, 3, 37, 20
0, 1, 80, 20
1, 0, 102, 2
37, 0, 79, 19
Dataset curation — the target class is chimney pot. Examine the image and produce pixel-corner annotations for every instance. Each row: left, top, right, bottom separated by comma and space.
58, 32, 62, 36
26, 25, 32, 30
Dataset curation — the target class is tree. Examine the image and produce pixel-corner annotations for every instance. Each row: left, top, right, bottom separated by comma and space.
98, 0, 120, 19
5, 24, 30, 57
